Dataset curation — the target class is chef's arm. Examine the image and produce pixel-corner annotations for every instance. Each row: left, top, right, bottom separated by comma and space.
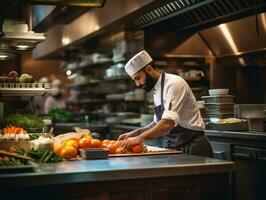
118, 121, 156, 141
139, 119, 175, 140
134, 121, 156, 135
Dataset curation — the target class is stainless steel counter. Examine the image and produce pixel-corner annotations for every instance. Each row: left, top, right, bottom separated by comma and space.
205, 130, 266, 141
0, 154, 234, 188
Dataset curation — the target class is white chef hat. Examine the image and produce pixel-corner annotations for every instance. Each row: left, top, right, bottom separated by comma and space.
124, 50, 152, 77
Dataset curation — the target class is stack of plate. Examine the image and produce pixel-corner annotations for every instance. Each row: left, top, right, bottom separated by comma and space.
202, 89, 235, 118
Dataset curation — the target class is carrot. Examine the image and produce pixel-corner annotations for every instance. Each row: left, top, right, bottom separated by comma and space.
14, 128, 21, 134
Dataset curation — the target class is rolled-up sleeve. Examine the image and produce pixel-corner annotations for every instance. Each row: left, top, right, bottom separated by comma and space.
161, 79, 187, 126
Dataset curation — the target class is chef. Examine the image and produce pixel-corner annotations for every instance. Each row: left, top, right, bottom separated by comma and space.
44, 79, 66, 114
118, 50, 213, 157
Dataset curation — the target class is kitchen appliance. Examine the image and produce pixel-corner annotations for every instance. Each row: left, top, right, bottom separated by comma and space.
233, 146, 266, 200
234, 104, 266, 132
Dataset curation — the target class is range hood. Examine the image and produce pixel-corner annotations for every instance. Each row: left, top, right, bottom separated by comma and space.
145, 11, 266, 67
130, 0, 266, 31
199, 13, 266, 58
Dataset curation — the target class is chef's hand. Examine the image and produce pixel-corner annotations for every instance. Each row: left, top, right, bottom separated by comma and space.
117, 131, 138, 141
120, 135, 144, 149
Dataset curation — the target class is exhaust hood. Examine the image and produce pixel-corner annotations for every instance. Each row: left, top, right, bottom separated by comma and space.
1, 31, 46, 51
130, 0, 266, 31
146, 12, 266, 66
199, 13, 266, 57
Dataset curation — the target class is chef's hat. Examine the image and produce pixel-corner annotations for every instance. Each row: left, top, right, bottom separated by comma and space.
124, 50, 152, 77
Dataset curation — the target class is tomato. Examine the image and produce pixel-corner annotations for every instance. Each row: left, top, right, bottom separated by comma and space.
107, 142, 121, 154
131, 145, 143, 153
90, 139, 102, 148
60, 146, 78, 159
78, 138, 91, 148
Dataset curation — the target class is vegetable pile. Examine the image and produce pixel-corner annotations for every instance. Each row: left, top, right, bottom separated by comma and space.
0, 156, 28, 166
16, 148, 62, 163
0, 125, 29, 141
3, 113, 44, 130
48, 108, 71, 123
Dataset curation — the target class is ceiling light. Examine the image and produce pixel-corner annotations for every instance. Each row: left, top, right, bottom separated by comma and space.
0, 55, 8, 59
17, 45, 30, 49
0, 52, 16, 60
0, 45, 16, 60
66, 70, 72, 76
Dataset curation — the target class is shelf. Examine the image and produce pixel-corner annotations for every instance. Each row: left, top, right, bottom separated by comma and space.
66, 80, 102, 88
69, 61, 113, 73
67, 76, 131, 89
103, 76, 130, 82
67, 98, 145, 105
182, 76, 202, 81
0, 88, 51, 96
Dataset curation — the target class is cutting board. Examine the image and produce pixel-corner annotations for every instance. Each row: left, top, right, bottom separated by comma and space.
109, 146, 182, 157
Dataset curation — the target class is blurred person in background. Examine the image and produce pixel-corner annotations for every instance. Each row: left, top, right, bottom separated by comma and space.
44, 79, 66, 114
32, 77, 49, 115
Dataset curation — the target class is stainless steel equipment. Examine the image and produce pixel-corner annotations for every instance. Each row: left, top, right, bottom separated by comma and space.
234, 104, 266, 131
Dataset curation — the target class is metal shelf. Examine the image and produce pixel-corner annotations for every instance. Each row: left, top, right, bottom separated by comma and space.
0, 88, 51, 97
67, 98, 145, 105
67, 76, 131, 89
68, 61, 113, 73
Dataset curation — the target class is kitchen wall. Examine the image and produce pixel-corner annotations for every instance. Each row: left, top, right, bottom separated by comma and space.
0, 59, 20, 75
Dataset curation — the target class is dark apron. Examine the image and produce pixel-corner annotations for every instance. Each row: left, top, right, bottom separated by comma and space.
153, 72, 213, 157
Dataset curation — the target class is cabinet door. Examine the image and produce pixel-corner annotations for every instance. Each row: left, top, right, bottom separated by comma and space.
233, 146, 266, 200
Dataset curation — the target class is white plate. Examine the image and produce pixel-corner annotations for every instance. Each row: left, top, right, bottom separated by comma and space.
209, 89, 229, 96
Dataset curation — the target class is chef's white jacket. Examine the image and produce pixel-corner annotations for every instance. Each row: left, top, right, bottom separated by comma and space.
44, 96, 66, 114
153, 72, 205, 131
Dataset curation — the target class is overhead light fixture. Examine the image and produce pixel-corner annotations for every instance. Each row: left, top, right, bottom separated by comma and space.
66, 70, 72, 76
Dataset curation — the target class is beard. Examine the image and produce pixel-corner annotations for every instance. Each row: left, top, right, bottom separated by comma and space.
140, 71, 157, 92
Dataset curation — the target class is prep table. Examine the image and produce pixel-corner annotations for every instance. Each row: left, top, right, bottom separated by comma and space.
0, 154, 234, 200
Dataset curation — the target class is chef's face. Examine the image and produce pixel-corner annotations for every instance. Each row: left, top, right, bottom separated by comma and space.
132, 67, 156, 92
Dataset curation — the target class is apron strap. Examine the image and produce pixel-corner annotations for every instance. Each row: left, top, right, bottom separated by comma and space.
160, 71, 165, 111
